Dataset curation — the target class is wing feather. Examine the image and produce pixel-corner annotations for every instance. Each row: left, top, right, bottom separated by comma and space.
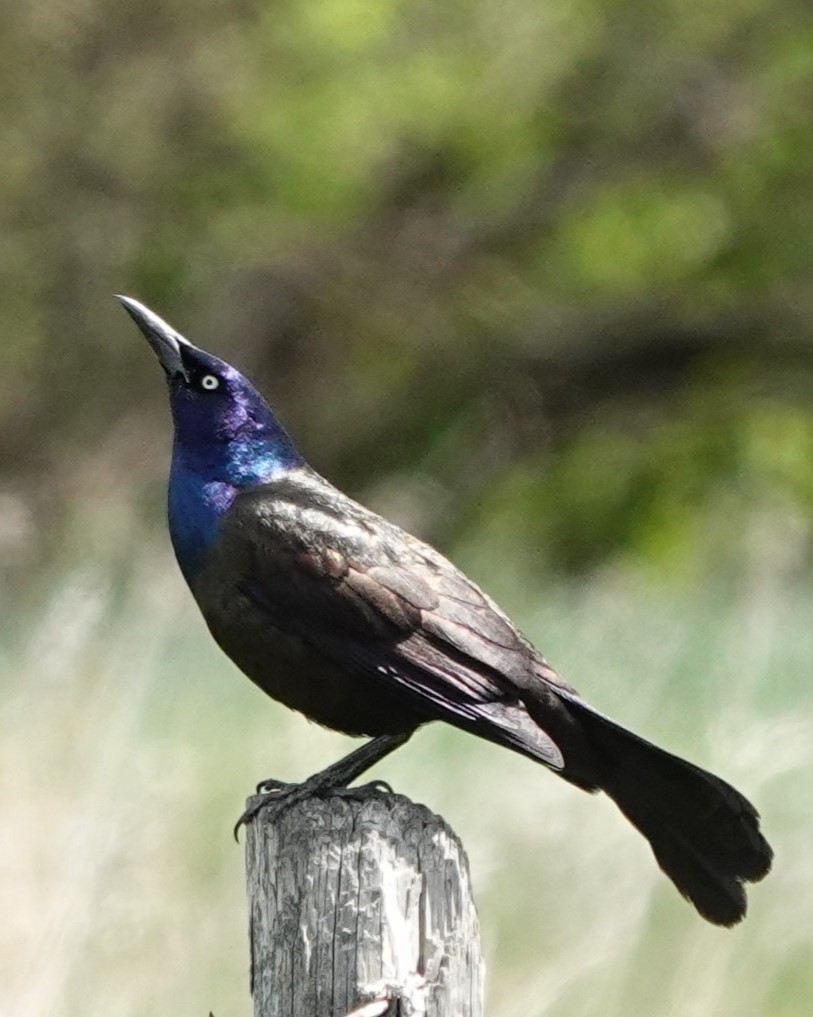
217, 475, 571, 767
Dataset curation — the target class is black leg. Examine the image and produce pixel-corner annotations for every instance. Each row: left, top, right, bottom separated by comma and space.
235, 730, 414, 838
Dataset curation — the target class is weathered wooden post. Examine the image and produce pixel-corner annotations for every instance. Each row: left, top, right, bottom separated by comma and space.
245, 791, 484, 1017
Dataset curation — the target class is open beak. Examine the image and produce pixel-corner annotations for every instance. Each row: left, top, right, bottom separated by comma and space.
116, 295, 192, 381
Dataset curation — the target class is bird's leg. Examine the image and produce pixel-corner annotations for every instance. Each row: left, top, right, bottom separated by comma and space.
235, 730, 414, 838
256, 731, 411, 795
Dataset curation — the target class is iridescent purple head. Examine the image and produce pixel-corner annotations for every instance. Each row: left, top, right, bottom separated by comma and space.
118, 295, 304, 578
117, 295, 302, 485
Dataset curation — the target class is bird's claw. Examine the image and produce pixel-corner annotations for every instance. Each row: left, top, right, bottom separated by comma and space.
342, 778, 394, 796
255, 776, 294, 794
234, 794, 274, 841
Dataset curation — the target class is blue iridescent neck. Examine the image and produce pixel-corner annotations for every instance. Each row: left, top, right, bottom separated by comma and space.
168, 461, 236, 581
161, 349, 305, 581
168, 426, 303, 582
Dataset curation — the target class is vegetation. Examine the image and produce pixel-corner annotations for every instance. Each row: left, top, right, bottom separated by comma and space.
3, 0, 813, 582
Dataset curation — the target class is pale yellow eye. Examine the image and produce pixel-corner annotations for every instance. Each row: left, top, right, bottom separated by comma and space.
201, 374, 220, 391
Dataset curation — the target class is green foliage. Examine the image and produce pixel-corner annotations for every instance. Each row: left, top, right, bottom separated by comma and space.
458, 372, 813, 578
2, 0, 813, 583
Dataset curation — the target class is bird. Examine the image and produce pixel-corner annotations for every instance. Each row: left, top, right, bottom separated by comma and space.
118, 294, 772, 927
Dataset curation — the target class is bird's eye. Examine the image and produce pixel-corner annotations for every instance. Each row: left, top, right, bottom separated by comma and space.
200, 374, 220, 391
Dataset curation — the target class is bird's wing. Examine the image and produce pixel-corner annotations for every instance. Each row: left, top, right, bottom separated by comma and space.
217, 477, 571, 764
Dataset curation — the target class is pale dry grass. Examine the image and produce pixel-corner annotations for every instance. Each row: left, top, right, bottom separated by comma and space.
0, 556, 808, 1016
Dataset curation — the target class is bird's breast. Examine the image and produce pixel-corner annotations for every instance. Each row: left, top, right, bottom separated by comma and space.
188, 550, 426, 737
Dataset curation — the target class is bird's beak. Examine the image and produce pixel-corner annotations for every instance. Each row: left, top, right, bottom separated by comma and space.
116, 295, 192, 381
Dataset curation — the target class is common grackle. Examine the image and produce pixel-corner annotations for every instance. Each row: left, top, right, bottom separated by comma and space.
119, 295, 772, 926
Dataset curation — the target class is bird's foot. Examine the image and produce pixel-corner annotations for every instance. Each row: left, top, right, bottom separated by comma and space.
234, 731, 412, 841
234, 777, 394, 841
256, 775, 393, 796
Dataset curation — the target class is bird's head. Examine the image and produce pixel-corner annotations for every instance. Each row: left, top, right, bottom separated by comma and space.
117, 295, 302, 486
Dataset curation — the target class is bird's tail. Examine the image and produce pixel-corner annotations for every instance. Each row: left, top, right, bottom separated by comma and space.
530, 692, 773, 926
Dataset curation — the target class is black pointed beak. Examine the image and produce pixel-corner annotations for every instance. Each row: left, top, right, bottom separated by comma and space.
116, 295, 192, 381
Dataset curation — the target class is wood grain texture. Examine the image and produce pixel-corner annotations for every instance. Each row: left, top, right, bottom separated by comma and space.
245, 792, 484, 1017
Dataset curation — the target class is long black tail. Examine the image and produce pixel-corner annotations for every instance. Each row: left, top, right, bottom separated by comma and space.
532, 692, 773, 926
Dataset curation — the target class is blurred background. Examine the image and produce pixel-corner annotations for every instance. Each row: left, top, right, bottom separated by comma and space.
2, 1, 812, 1014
